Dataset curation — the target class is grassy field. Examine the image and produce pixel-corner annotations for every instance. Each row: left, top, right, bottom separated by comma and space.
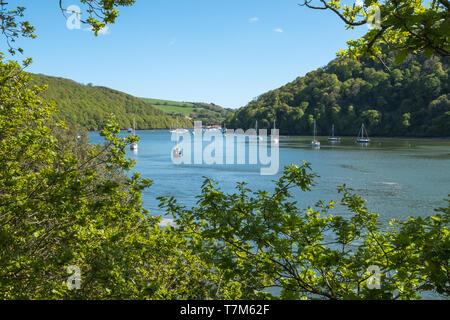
140, 97, 234, 125
140, 98, 196, 115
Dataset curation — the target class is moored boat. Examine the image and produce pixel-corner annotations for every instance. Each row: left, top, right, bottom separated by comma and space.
130, 113, 138, 151
328, 124, 341, 142
356, 123, 371, 144
311, 119, 320, 147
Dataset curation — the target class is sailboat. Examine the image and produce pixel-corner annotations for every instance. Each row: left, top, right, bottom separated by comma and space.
328, 124, 341, 142
311, 119, 320, 147
356, 123, 371, 143
172, 119, 182, 158
130, 113, 138, 151
173, 132, 182, 158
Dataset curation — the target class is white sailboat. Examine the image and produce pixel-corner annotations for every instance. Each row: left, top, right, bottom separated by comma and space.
172, 119, 182, 158
328, 124, 341, 142
130, 113, 138, 151
311, 119, 320, 147
356, 123, 371, 143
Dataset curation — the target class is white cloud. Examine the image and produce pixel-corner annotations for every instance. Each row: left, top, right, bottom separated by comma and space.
273, 28, 283, 33
249, 17, 259, 23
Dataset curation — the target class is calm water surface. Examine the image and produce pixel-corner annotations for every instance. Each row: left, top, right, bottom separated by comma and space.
89, 131, 450, 223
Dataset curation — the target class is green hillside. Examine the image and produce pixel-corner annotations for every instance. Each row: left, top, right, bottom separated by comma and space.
140, 98, 196, 116
140, 97, 234, 126
226, 53, 450, 137
31, 74, 193, 130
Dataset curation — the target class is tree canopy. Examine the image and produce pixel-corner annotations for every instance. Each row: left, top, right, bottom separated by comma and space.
0, 0, 135, 54
31, 74, 193, 130
0, 56, 225, 299
301, 0, 450, 62
0, 0, 448, 300
160, 163, 450, 299
59, 0, 136, 35
226, 52, 450, 137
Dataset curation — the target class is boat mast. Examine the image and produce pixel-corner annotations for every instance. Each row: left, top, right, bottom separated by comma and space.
314, 119, 317, 140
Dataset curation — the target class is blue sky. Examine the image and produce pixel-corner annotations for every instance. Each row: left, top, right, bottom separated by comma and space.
10, 0, 365, 108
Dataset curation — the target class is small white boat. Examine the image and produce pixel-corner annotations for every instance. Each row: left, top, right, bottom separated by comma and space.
311, 119, 320, 147
130, 113, 138, 151
172, 119, 183, 158
171, 129, 188, 134
328, 124, 341, 142
127, 128, 133, 133
356, 123, 371, 143
170, 118, 188, 134
172, 147, 182, 158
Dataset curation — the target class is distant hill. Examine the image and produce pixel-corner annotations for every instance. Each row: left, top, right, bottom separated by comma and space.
140, 98, 234, 126
31, 74, 193, 130
226, 53, 450, 137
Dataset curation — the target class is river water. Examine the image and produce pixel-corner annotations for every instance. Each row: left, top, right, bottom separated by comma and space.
89, 130, 450, 224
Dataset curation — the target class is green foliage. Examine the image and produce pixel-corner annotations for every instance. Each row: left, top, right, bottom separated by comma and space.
190, 102, 234, 126
31, 74, 192, 131
141, 98, 234, 125
141, 98, 196, 116
2, 56, 449, 299
0, 5, 36, 55
160, 163, 449, 300
301, 1, 450, 61
70, 0, 136, 36
227, 53, 450, 137
0, 56, 223, 300
1, 1, 135, 54
1, 0, 448, 301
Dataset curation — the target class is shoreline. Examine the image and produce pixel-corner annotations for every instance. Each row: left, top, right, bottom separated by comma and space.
102, 129, 450, 141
